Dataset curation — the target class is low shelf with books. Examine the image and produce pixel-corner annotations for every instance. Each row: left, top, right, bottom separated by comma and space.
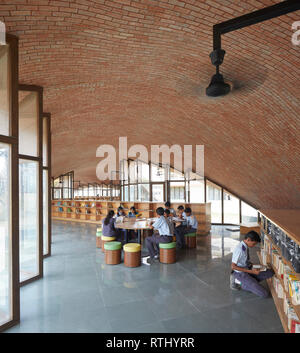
52, 199, 211, 233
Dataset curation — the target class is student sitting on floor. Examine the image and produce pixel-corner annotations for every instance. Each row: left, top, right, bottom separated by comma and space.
174, 207, 197, 248
102, 210, 122, 241
230, 231, 274, 298
164, 209, 175, 237
128, 206, 138, 218
164, 201, 176, 217
145, 207, 173, 265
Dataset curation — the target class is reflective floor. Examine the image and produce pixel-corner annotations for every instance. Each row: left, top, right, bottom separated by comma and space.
5, 221, 284, 333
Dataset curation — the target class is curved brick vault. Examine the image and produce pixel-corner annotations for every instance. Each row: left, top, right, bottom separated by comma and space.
1, 0, 300, 209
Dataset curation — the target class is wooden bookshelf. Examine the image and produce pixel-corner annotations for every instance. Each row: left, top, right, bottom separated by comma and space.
52, 199, 211, 234
266, 277, 290, 333
259, 209, 300, 333
257, 251, 292, 333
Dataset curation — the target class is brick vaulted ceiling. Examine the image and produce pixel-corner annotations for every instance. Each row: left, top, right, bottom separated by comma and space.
1, 0, 300, 209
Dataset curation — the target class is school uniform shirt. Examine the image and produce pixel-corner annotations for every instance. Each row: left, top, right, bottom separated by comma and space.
168, 208, 177, 216
179, 211, 187, 225
185, 215, 198, 229
128, 211, 138, 218
232, 240, 251, 272
152, 216, 172, 236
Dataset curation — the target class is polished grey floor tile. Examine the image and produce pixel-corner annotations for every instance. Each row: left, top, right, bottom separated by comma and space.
201, 303, 272, 333
148, 291, 199, 321
4, 222, 283, 333
100, 284, 144, 307
106, 300, 158, 331
161, 312, 222, 333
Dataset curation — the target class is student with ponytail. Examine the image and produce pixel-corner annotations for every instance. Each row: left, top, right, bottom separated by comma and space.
102, 210, 121, 240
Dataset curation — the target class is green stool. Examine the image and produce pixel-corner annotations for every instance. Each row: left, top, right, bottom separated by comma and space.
104, 241, 122, 265
159, 242, 176, 264
184, 232, 197, 248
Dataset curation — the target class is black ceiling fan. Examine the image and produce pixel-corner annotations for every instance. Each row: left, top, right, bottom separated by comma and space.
206, 0, 300, 97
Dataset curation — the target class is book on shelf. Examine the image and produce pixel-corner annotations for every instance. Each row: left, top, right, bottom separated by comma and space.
288, 275, 300, 306
273, 276, 284, 299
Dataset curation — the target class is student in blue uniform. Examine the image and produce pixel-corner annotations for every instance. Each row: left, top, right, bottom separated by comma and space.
174, 207, 197, 248
231, 231, 274, 297
164, 209, 175, 237
164, 201, 176, 217
145, 207, 173, 265
128, 206, 138, 218
128, 206, 138, 239
117, 206, 127, 217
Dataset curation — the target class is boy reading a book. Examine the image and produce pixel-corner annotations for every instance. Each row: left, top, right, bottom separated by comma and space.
231, 231, 274, 298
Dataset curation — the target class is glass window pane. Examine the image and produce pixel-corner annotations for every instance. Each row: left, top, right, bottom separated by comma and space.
190, 179, 205, 203
53, 188, 61, 199
170, 181, 185, 202
138, 184, 150, 201
241, 201, 258, 223
53, 178, 60, 187
152, 184, 164, 202
124, 186, 128, 201
43, 170, 48, 255
19, 159, 39, 282
170, 168, 184, 180
0, 45, 10, 136
42, 118, 48, 167
223, 190, 240, 224
0, 143, 12, 325
137, 161, 149, 182
206, 180, 222, 223
129, 160, 137, 183
129, 185, 137, 201
151, 164, 165, 182
89, 185, 95, 197
19, 91, 39, 157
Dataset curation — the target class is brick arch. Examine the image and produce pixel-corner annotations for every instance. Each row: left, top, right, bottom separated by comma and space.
1, 0, 299, 209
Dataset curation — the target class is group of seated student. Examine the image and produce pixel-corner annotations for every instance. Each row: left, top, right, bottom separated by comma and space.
174, 205, 198, 249
101, 201, 199, 264
101, 203, 274, 298
144, 202, 198, 265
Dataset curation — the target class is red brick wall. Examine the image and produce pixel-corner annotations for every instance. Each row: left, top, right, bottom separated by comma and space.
1, 0, 299, 209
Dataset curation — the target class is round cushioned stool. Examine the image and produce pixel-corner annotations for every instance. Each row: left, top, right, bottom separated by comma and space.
101, 235, 116, 252
184, 232, 197, 248
123, 243, 141, 268
104, 241, 122, 265
96, 229, 102, 248
159, 242, 176, 264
